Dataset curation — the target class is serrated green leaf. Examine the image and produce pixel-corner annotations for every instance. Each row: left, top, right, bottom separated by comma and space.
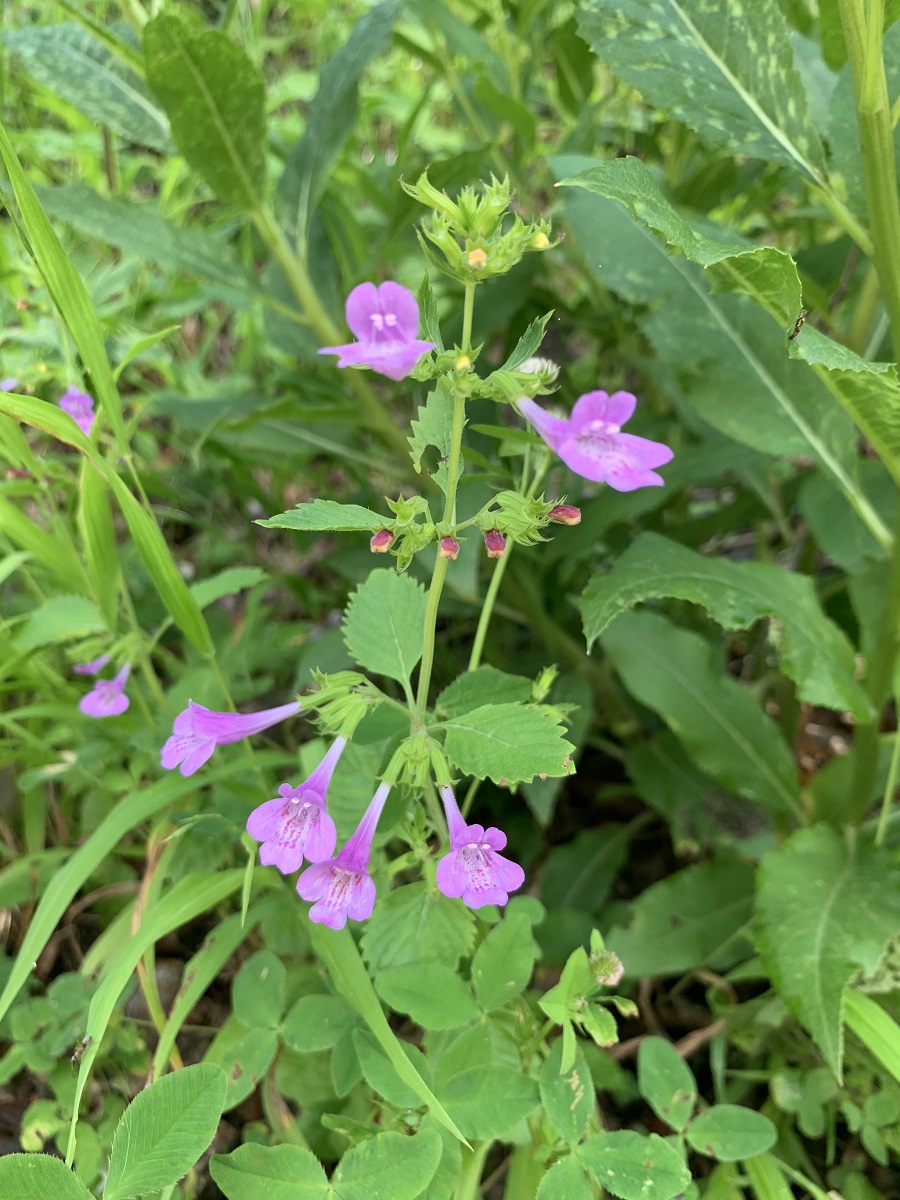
686, 1105, 777, 1162
342, 569, 427, 688
0, 1155, 94, 1200
438, 1066, 540, 1139
259, 499, 387, 533
442, 702, 574, 784
603, 610, 798, 813
408, 378, 455, 491
375, 963, 479, 1030
472, 912, 538, 1011
231, 950, 286, 1030
755, 824, 900, 1077
582, 532, 873, 720
417, 274, 445, 352
16, 595, 106, 650
105, 1064, 226, 1200
539, 1040, 594, 1144
537, 1155, 594, 1200
361, 882, 476, 972
576, 0, 823, 175
500, 310, 554, 370
608, 859, 754, 977
637, 1037, 697, 1132
144, 14, 265, 211
7, 24, 171, 150
276, 0, 400, 238
189, 566, 268, 609
210, 1144, 329, 1200
436, 665, 532, 718
331, 1130, 442, 1200
578, 1130, 690, 1200
281, 993, 356, 1053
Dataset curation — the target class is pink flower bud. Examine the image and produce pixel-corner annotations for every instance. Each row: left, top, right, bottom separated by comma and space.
439, 536, 460, 560
484, 529, 506, 558
370, 529, 394, 553
549, 504, 581, 525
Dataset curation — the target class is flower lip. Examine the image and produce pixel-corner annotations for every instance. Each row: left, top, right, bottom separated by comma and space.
79, 663, 131, 718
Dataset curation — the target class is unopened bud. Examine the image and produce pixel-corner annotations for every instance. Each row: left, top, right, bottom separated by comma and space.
467, 247, 487, 268
549, 504, 581, 525
439, 535, 460, 560
591, 950, 624, 988
455, 354, 471, 371
532, 231, 550, 250
370, 529, 394, 553
484, 529, 506, 558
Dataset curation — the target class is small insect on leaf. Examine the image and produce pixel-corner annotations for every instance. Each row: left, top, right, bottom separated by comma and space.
70, 1034, 92, 1069
788, 308, 807, 340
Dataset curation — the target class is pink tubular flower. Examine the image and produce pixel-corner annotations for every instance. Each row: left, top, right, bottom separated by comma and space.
484, 529, 506, 558
517, 390, 673, 491
79, 664, 131, 718
296, 781, 391, 929
318, 282, 436, 381
370, 529, 395, 553
548, 504, 581, 525
160, 699, 301, 777
73, 653, 112, 676
439, 535, 460, 560
58, 387, 95, 437
246, 738, 345, 873
436, 785, 525, 909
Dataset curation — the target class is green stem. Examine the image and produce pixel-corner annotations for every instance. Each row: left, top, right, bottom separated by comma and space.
250, 204, 411, 462
839, 0, 900, 821
469, 553, 511, 670
875, 693, 900, 846
454, 1141, 492, 1200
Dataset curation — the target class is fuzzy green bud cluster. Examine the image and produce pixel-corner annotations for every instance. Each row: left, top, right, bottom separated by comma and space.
402, 171, 555, 284
476, 489, 558, 546
304, 672, 377, 734
474, 355, 560, 405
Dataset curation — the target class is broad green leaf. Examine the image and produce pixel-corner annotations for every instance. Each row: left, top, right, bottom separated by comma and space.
231, 950, 286, 1030
755, 824, 900, 1076
582, 532, 873, 720
540, 826, 631, 914
0, 1154, 93, 1200
602, 610, 799, 813
276, 0, 400, 238
798, 463, 893, 574
436, 665, 532, 718
0, 126, 126, 445
308, 923, 468, 1144
686, 1105, 777, 1162
637, 1037, 697, 1132
608, 859, 755, 977
16, 595, 106, 651
471, 912, 538, 1012
331, 1129, 442, 1200
342, 569, 427, 688
537, 1155, 594, 1200
578, 1130, 691, 1200
354, 1029, 433, 1108
35, 183, 258, 294
539, 1040, 594, 1144
143, 14, 265, 210
559, 157, 899, 521
105, 1064, 226, 1200
361, 882, 476, 972
210, 1144, 329, 1200
442, 702, 575, 784
260, 499, 387, 533
281, 993, 356, 1053
6, 24, 170, 150
576, 0, 824, 176
190, 566, 268, 609
409, 378, 455, 491
438, 1065, 540, 1139
206, 1024, 279, 1110
376, 963, 479, 1030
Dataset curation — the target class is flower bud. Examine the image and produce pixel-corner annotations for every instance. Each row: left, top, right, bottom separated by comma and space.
439, 535, 460, 560
370, 529, 395, 553
484, 529, 506, 558
549, 504, 581, 525
467, 247, 487, 268
532, 231, 550, 250
455, 354, 472, 371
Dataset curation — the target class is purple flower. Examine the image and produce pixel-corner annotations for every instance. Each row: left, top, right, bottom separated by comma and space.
318, 282, 436, 381
517, 390, 673, 492
160, 699, 301, 777
296, 781, 391, 929
246, 738, 345, 873
435, 785, 524, 909
79, 664, 131, 718
73, 653, 112, 676
1, 378, 19, 392
58, 387, 95, 438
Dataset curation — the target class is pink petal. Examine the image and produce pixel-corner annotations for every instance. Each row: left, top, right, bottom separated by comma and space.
517, 397, 569, 452
178, 738, 217, 777
308, 896, 348, 929
436, 851, 468, 898
570, 390, 636, 429
462, 882, 509, 908
345, 871, 376, 921
482, 827, 507, 852
490, 852, 526, 894
296, 861, 333, 902
614, 431, 674, 470
345, 282, 381, 340
317, 340, 372, 368
304, 808, 337, 863
246, 797, 284, 842
260, 838, 305, 874
376, 281, 420, 340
